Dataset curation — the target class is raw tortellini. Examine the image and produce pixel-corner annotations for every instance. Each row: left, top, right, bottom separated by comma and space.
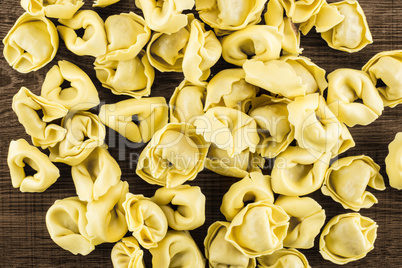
257, 248, 311, 268
111, 237, 145, 268
322, 155, 385, 211
279, 0, 325, 24
8, 139, 59, 193
275, 195, 326, 249
319, 213, 378, 265
136, 123, 209, 187
46, 196, 94, 255
93, 0, 120, 7
3, 12, 58, 73
221, 171, 274, 221
99, 97, 168, 143
123, 193, 168, 249
385, 132, 402, 190
57, 10, 107, 57
362, 50, 402, 107
12, 87, 68, 149
149, 230, 206, 268
152, 185, 206, 230
204, 221, 256, 268
326, 69, 383, 127
271, 146, 331, 196
41, 60, 100, 111
21, 0, 84, 19
321, 0, 372, 53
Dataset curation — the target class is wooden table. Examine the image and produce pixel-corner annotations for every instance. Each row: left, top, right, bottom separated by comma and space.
1, 0, 402, 267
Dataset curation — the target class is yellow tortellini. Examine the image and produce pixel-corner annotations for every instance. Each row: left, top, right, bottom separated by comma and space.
221, 25, 283, 66
279, 0, 325, 23
123, 193, 168, 249
111, 237, 145, 268
275, 195, 326, 249
152, 185, 206, 230
169, 80, 206, 124
362, 50, 402, 107
204, 68, 259, 112
204, 221, 256, 268
322, 155, 385, 211
196, 0, 267, 35
221, 171, 274, 221
21, 0, 84, 19
12, 87, 68, 149
194, 107, 259, 157
287, 93, 354, 157
150, 230, 206, 268
99, 97, 168, 143
3, 12, 58, 73
46, 196, 94, 255
94, 51, 154, 98
93, 0, 120, 7
225, 200, 289, 257
326, 69, 383, 127
319, 213, 378, 265
97, 12, 150, 63
41, 60, 100, 111
257, 248, 311, 268
86, 181, 129, 245
321, 0, 372, 53
135, 0, 194, 34
136, 123, 209, 187
71, 146, 121, 202
385, 132, 402, 190
8, 139, 59, 193
58, 10, 107, 57
49, 111, 106, 166
271, 146, 331, 196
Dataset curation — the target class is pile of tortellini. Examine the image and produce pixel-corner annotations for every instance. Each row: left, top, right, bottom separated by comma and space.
4, 0, 402, 266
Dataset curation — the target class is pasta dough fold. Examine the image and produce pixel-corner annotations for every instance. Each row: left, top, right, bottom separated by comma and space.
279, 0, 326, 24
111, 237, 145, 268
93, 0, 120, 7
385, 132, 402, 190
257, 248, 311, 268
21, 0, 84, 19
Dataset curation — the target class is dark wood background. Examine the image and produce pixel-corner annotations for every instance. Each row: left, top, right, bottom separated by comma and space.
1, 0, 402, 267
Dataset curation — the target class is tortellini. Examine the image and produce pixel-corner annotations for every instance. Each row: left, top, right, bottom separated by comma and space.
221, 25, 283, 66
93, 0, 120, 7
287, 93, 355, 157
46, 197, 94, 255
3, 12, 58, 73
321, 0, 372, 53
225, 200, 289, 257
150, 230, 206, 268
386, 132, 402, 190
319, 213, 378, 265
71, 146, 121, 202
12, 87, 68, 148
204, 221, 256, 268
204, 68, 259, 112
196, 0, 267, 35
279, 0, 325, 24
275, 195, 326, 249
8, 139, 59, 193
49, 111, 106, 166
99, 97, 168, 143
169, 80, 206, 124
123, 193, 168, 249
136, 123, 209, 187
326, 69, 383, 127
221, 171, 274, 221
257, 248, 311, 268
86, 181, 129, 245
271, 146, 331, 196
135, 0, 194, 34
322, 155, 385, 211
21, 0, 84, 19
111, 237, 145, 268
152, 185, 206, 230
41, 60, 100, 111
58, 10, 107, 57
194, 107, 259, 157
362, 50, 402, 107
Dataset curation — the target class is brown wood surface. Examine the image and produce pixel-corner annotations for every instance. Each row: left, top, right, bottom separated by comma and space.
1, 0, 402, 267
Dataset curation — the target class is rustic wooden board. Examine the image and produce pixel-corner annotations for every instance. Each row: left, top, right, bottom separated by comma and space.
1, 0, 402, 267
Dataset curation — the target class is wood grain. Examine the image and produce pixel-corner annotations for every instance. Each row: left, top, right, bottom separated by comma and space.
1, 0, 402, 267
